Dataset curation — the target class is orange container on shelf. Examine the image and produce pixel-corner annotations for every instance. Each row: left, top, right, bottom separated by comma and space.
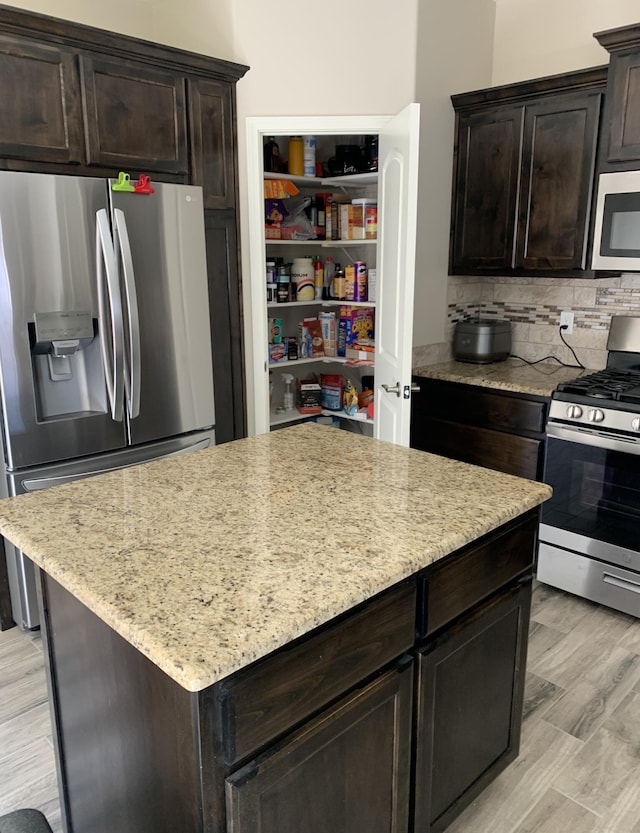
288, 137, 304, 176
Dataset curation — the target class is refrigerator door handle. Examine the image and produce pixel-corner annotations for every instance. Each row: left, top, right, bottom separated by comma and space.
113, 208, 141, 420
96, 209, 124, 422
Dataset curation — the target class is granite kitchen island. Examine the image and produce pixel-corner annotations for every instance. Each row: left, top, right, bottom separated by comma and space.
0, 424, 551, 833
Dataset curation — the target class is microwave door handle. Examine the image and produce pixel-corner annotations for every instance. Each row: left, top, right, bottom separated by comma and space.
96, 209, 124, 422
113, 208, 141, 419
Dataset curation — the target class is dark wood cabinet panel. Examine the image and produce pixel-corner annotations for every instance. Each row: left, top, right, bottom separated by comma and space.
189, 78, 236, 209
226, 663, 413, 833
593, 22, 640, 167
412, 378, 547, 434
0, 35, 83, 163
608, 54, 640, 161
204, 210, 245, 442
413, 417, 542, 480
450, 67, 607, 277
410, 377, 547, 481
517, 92, 601, 270
420, 511, 537, 637
606, 53, 640, 163
44, 577, 201, 833
218, 581, 415, 766
451, 106, 523, 271
414, 578, 531, 833
80, 55, 188, 173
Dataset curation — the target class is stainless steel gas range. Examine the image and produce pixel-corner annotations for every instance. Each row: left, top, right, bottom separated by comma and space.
538, 315, 640, 617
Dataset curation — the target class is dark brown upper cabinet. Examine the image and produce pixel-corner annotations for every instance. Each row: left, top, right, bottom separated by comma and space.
451, 104, 523, 273
594, 23, 640, 168
0, 34, 83, 164
80, 56, 188, 174
450, 67, 607, 278
189, 78, 236, 210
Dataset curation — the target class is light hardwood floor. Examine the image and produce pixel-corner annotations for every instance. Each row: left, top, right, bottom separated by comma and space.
1, 581, 639, 833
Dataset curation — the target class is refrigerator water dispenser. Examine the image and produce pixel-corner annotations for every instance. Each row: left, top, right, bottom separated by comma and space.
30, 311, 104, 419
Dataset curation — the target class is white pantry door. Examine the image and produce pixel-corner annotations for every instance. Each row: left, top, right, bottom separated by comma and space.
374, 103, 420, 446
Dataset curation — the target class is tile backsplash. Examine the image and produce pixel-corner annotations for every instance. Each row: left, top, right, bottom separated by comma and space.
412, 273, 640, 371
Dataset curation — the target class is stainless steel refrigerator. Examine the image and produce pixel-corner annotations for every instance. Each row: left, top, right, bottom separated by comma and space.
0, 171, 216, 629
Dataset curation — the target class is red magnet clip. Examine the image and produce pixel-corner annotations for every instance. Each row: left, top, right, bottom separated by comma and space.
134, 174, 155, 194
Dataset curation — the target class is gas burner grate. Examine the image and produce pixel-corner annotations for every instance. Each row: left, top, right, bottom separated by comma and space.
556, 370, 640, 401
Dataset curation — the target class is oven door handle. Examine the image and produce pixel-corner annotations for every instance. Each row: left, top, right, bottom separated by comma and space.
603, 572, 640, 595
547, 422, 640, 455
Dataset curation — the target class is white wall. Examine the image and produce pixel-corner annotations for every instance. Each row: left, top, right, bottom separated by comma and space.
4, 0, 236, 60
411, 0, 496, 352
492, 0, 640, 84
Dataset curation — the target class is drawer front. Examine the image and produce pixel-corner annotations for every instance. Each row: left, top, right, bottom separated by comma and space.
414, 418, 543, 480
217, 580, 416, 766
413, 379, 548, 435
419, 512, 537, 638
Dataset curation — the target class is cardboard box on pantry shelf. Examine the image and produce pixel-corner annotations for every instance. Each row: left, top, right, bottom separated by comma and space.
337, 306, 375, 357
263, 178, 300, 239
265, 198, 288, 239
297, 377, 322, 414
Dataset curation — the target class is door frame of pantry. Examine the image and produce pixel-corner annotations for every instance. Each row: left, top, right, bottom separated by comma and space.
245, 108, 419, 445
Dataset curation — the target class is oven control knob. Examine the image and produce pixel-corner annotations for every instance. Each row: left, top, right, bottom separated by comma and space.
566, 405, 583, 419
588, 408, 605, 423
632, 417, 640, 432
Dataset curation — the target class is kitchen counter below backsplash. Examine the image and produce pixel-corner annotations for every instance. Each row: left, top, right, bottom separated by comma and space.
413, 358, 596, 398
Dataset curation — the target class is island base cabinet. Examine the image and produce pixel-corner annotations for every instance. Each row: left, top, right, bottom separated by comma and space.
225, 661, 413, 833
413, 578, 532, 833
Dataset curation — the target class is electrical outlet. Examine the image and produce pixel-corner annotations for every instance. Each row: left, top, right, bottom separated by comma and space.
560, 311, 574, 334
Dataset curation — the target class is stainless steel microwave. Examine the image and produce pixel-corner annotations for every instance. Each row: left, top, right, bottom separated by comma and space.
592, 170, 640, 270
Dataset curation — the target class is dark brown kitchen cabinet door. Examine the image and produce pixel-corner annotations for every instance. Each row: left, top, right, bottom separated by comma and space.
189, 78, 236, 209
516, 91, 601, 270
204, 210, 245, 443
0, 36, 83, 163
80, 55, 188, 174
450, 105, 523, 272
606, 52, 640, 162
414, 579, 531, 833
226, 663, 413, 833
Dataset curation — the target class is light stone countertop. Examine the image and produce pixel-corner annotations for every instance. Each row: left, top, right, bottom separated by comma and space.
0, 424, 551, 692
413, 359, 596, 398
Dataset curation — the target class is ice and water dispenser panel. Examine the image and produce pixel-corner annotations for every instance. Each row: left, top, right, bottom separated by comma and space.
30, 311, 105, 420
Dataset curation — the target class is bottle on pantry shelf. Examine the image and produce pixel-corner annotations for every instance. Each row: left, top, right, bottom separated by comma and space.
288, 136, 304, 176
331, 263, 346, 300
322, 193, 333, 239
282, 373, 295, 410
313, 256, 324, 300
276, 264, 291, 303
266, 260, 277, 303
315, 194, 326, 239
344, 264, 355, 302
303, 136, 316, 176
323, 256, 335, 300
264, 137, 281, 173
